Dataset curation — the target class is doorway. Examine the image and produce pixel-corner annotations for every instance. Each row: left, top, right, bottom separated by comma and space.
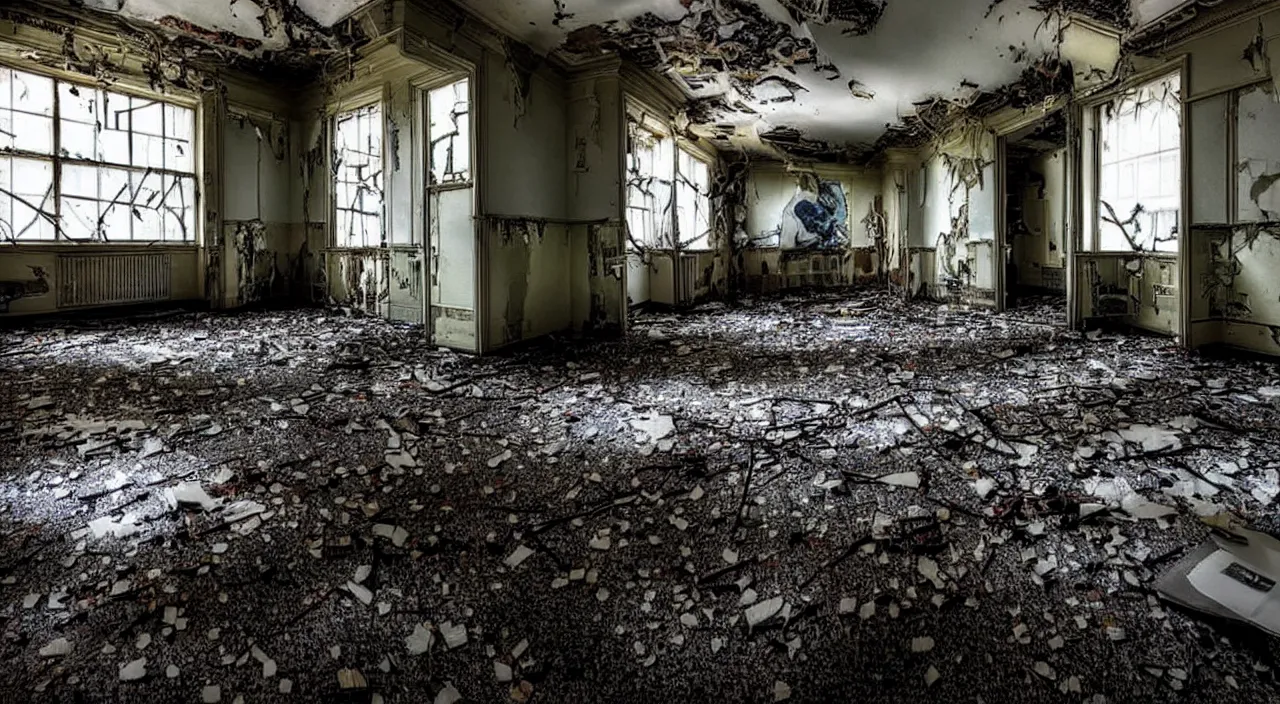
1000, 110, 1069, 325
424, 76, 477, 350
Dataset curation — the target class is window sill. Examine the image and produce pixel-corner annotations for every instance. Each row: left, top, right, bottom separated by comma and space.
427, 181, 474, 193
0, 242, 199, 251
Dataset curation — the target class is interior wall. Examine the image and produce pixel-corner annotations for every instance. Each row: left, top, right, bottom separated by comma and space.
220, 104, 304, 309
1167, 3, 1280, 353
739, 164, 883, 293
567, 73, 625, 331
917, 128, 998, 305
479, 53, 574, 350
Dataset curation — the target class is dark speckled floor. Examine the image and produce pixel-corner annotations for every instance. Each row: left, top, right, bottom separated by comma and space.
3, 292, 1279, 703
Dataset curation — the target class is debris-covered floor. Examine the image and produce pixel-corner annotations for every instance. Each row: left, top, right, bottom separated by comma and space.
4, 292, 1280, 703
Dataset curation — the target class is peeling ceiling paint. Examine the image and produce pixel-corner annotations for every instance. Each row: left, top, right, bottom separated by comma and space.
458, 0, 1144, 158
77, 0, 375, 50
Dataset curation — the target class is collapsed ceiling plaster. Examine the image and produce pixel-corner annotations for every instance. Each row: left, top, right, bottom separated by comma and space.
72, 0, 375, 51
459, 0, 1151, 161
7, 0, 377, 87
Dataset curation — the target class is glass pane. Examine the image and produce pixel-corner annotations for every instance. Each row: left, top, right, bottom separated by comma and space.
102, 202, 130, 242
131, 99, 163, 137
132, 133, 164, 169
165, 137, 192, 172
429, 79, 470, 184
1, 157, 54, 240
165, 103, 194, 140
100, 166, 131, 202
60, 197, 99, 240
63, 163, 98, 198
60, 83, 98, 122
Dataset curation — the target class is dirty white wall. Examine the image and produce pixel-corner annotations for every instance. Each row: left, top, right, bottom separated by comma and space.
566, 74, 625, 333
1173, 4, 1280, 353
918, 130, 998, 305
219, 98, 304, 310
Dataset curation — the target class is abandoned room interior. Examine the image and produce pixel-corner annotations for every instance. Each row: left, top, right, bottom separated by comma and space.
6, 0, 1280, 701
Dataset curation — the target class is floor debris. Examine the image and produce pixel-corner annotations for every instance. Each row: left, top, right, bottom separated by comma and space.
3, 295, 1280, 701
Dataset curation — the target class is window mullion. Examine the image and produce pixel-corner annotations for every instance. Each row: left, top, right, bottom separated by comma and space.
52, 78, 62, 241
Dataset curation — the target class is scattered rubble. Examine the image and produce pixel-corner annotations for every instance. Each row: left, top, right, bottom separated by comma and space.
4, 294, 1280, 701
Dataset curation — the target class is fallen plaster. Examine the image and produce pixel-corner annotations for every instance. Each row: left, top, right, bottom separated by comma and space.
5, 292, 1280, 700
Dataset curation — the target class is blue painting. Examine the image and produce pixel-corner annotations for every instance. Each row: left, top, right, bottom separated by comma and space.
751, 179, 847, 249
791, 180, 849, 249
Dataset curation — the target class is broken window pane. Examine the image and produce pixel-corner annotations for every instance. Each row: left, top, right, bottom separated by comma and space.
333, 103, 384, 248
429, 80, 470, 185
676, 149, 712, 249
0, 67, 53, 155
626, 123, 674, 248
0, 156, 55, 241
53, 81, 196, 242
1097, 73, 1181, 252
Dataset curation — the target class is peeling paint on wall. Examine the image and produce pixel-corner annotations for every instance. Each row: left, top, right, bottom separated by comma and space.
0, 265, 50, 313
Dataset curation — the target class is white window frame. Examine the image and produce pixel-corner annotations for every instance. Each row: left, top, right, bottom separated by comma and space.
675, 146, 713, 250
331, 100, 385, 249
1093, 71, 1182, 253
0, 63, 199, 245
427, 78, 472, 189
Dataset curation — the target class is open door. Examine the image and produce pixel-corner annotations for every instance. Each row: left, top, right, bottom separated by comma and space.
425, 77, 478, 351
996, 110, 1069, 324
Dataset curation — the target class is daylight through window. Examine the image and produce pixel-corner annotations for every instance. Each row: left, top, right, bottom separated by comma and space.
428, 80, 470, 186
676, 149, 711, 249
625, 125, 674, 248
0, 67, 196, 243
1097, 73, 1181, 252
333, 103, 384, 248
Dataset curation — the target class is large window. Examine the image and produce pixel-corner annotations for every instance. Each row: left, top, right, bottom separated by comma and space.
333, 103, 384, 248
676, 149, 711, 249
428, 80, 470, 186
1096, 73, 1181, 252
625, 125, 674, 248
0, 67, 196, 243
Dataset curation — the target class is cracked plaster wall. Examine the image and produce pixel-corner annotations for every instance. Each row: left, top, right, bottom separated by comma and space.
479, 47, 580, 350
220, 105, 306, 309
565, 75, 627, 331
915, 128, 998, 305
1169, 4, 1280, 354
1188, 223, 1280, 354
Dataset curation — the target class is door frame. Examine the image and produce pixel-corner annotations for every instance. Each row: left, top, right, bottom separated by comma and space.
991, 101, 1069, 317
416, 69, 477, 350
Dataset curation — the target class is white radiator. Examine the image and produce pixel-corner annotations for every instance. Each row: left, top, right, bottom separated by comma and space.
57, 253, 173, 308
678, 254, 700, 305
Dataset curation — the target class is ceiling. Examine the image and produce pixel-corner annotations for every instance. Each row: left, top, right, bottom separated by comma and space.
458, 0, 1195, 157
60, 0, 1203, 158
78, 0, 375, 50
